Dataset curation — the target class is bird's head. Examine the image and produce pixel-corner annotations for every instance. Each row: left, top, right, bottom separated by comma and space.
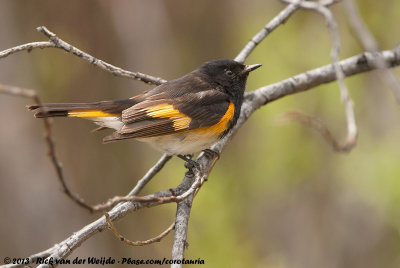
197, 59, 261, 96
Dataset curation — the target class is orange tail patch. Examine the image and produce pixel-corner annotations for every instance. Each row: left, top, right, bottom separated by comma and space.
68, 110, 117, 118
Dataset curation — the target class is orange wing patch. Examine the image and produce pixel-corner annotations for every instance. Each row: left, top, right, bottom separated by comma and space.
146, 104, 192, 131
68, 110, 117, 117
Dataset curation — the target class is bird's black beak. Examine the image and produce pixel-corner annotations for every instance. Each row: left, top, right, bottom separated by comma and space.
243, 64, 262, 74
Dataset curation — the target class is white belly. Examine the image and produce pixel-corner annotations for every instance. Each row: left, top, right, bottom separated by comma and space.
137, 131, 220, 155
90, 117, 222, 154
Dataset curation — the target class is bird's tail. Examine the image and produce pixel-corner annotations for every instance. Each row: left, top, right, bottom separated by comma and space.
27, 99, 136, 118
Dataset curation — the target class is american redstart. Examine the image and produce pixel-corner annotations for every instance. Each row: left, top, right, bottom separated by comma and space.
28, 59, 261, 166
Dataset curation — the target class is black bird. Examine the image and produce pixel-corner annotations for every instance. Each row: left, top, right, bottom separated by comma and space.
28, 59, 261, 163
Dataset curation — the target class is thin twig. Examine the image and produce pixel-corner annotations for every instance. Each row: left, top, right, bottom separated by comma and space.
0, 27, 166, 85
279, 111, 349, 152
36, 26, 166, 85
39, 101, 95, 211
344, 0, 400, 103
0, 86, 172, 212
0, 84, 37, 98
283, 0, 357, 152
127, 154, 172, 196
0, 86, 171, 212
0, 84, 94, 210
91, 154, 172, 211
234, 0, 303, 64
247, 46, 400, 107
171, 195, 193, 268
32, 162, 204, 268
105, 213, 175, 246
0, 41, 55, 59
93, 165, 205, 211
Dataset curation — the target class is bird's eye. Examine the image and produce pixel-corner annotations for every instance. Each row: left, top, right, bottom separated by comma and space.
225, 70, 234, 76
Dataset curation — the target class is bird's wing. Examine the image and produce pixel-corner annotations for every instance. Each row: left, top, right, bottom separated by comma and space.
103, 90, 233, 143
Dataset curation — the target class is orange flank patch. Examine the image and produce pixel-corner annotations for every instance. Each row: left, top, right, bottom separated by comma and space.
146, 104, 192, 131
68, 110, 117, 117
194, 102, 234, 136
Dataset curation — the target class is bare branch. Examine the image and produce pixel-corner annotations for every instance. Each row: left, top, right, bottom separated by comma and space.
247, 46, 400, 106
41, 111, 95, 212
344, 0, 400, 103
234, 0, 303, 63
105, 213, 175, 246
127, 154, 172, 196
0, 27, 166, 85
3, 46, 399, 268
32, 170, 203, 268
0, 84, 37, 98
344, 0, 377, 49
91, 154, 172, 212
171, 195, 193, 268
169, 154, 219, 267
0, 41, 55, 59
92, 166, 206, 211
59, 152, 171, 212
283, 0, 357, 152
36, 26, 166, 85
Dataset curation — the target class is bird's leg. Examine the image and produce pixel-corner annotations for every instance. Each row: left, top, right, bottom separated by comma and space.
202, 149, 220, 160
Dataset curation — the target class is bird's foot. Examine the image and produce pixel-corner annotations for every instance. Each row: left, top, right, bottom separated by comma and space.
177, 154, 200, 176
202, 149, 220, 160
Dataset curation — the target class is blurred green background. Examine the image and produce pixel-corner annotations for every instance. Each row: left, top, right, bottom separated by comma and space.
1, 0, 400, 267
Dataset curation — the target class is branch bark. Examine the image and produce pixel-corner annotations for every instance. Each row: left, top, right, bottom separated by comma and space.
171, 195, 193, 268
105, 213, 175, 246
